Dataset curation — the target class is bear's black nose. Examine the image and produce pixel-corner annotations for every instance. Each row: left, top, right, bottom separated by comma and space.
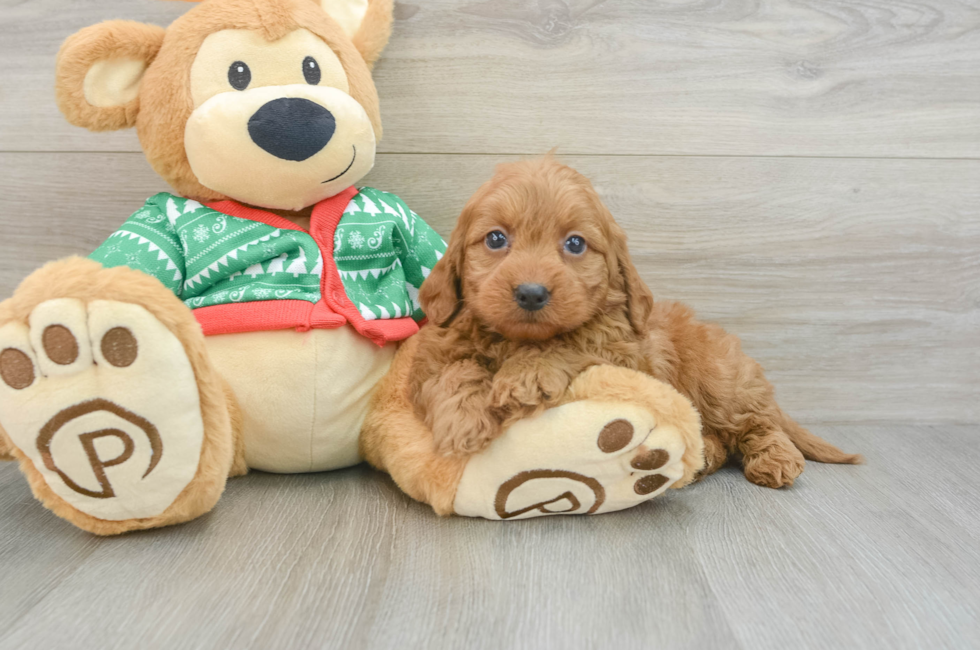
514, 283, 551, 312
247, 98, 335, 162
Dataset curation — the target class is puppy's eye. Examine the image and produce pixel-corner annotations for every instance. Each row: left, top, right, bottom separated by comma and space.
228, 61, 251, 91
564, 235, 587, 255
485, 231, 508, 250
303, 56, 321, 85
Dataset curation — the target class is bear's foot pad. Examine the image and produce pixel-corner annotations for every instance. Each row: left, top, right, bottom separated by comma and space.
0, 299, 203, 521
453, 401, 688, 520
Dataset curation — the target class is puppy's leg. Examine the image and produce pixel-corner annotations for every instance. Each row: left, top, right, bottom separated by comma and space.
700, 356, 806, 488
648, 301, 858, 489
489, 349, 580, 433
418, 358, 500, 456
718, 378, 859, 487
361, 337, 469, 515
489, 349, 573, 410
733, 413, 806, 488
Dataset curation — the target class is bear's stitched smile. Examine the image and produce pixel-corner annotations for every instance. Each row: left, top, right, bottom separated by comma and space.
323, 145, 357, 184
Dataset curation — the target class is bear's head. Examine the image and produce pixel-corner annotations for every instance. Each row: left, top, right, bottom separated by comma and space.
55, 0, 393, 211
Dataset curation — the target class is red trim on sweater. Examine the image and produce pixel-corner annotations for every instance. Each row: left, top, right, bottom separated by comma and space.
307, 187, 387, 345
201, 187, 414, 346
206, 198, 320, 233
193, 300, 420, 340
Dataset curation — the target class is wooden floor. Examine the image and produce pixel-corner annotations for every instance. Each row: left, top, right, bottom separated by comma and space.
1, 426, 979, 649
0, 0, 978, 648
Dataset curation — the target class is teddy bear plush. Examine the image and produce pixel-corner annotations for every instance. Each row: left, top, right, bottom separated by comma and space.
0, 0, 704, 534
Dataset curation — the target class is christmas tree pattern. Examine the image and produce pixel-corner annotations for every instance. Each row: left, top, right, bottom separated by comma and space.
90, 194, 322, 309
334, 187, 445, 321
89, 189, 446, 322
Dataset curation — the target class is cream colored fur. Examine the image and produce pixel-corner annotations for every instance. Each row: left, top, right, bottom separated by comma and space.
206, 327, 395, 473
83, 58, 148, 107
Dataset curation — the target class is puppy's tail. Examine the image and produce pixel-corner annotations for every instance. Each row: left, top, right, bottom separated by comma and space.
779, 410, 864, 465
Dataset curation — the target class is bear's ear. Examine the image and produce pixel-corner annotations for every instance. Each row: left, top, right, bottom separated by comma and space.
56, 21, 166, 132
318, 0, 393, 68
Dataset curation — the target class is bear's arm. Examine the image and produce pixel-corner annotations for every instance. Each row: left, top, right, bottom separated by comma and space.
87, 194, 187, 297
374, 192, 446, 322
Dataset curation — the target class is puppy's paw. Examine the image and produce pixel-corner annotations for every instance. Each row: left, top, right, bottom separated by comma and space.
742, 444, 805, 488
490, 365, 569, 410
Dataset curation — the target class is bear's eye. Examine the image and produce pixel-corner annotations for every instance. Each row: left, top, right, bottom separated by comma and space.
303, 56, 321, 85
228, 61, 251, 91
564, 235, 587, 255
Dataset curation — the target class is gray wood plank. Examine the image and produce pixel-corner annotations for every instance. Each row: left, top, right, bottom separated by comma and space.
1, 0, 979, 157
0, 425, 978, 649
363, 498, 738, 650
0, 460, 103, 631
0, 152, 976, 424
0, 460, 739, 650
675, 424, 980, 649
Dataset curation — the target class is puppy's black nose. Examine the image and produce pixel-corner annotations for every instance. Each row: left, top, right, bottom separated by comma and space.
514, 283, 551, 312
248, 98, 335, 162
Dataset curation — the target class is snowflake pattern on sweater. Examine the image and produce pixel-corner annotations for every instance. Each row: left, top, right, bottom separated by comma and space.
89, 188, 446, 322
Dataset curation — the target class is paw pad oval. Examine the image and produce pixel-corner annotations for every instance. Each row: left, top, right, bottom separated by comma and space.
101, 327, 138, 368
42, 325, 79, 365
597, 419, 633, 453
631, 448, 669, 471
0, 348, 34, 390
634, 474, 669, 495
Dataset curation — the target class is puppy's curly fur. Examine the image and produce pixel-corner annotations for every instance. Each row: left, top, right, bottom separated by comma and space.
411, 156, 862, 488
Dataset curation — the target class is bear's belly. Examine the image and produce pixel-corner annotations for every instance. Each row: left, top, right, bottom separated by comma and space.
204, 326, 396, 473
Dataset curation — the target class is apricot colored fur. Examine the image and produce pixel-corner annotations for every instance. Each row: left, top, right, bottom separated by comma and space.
411, 157, 862, 487
361, 336, 469, 515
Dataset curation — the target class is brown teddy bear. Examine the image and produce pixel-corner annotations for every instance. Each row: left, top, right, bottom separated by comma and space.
0, 0, 704, 534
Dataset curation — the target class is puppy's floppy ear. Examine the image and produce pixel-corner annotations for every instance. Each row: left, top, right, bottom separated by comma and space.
419, 210, 469, 327
56, 21, 166, 132
607, 217, 654, 334
317, 0, 394, 68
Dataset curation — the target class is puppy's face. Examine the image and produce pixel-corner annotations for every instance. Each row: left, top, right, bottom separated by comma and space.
422, 158, 653, 341
461, 176, 611, 340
